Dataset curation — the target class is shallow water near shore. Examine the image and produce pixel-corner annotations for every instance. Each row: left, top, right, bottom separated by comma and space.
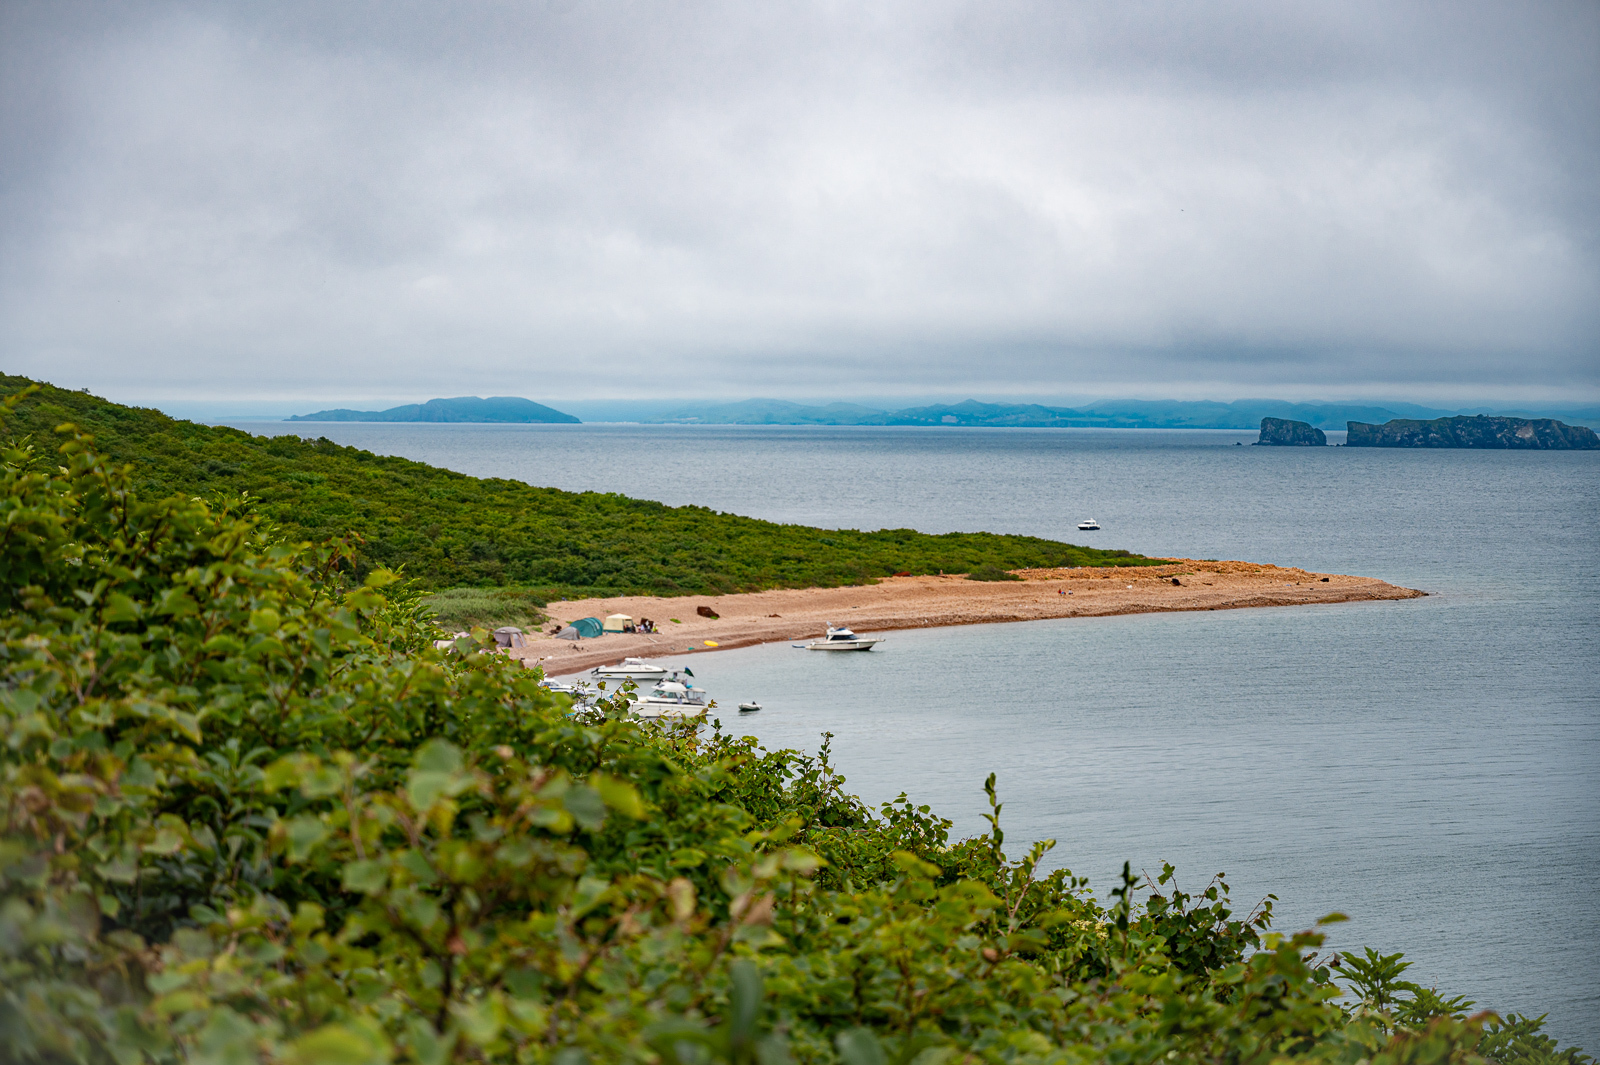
229, 421, 1600, 1047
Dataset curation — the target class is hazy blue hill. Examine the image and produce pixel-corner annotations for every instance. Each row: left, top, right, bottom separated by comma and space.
550, 396, 1596, 431
886, 399, 1100, 426
626, 397, 1429, 429
656, 398, 893, 424
288, 396, 579, 423
1072, 399, 1415, 430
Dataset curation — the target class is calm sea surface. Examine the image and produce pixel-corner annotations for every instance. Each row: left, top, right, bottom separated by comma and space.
229, 422, 1599, 1048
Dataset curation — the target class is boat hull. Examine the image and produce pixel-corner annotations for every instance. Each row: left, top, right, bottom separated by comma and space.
805, 639, 881, 651
591, 658, 675, 679
631, 702, 709, 719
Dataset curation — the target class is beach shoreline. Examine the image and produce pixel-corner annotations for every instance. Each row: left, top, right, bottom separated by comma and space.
513, 560, 1425, 676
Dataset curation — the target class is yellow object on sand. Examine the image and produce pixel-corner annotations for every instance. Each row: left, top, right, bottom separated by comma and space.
704, 640, 720, 647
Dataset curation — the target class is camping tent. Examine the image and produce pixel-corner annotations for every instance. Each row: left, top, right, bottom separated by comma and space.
557, 617, 604, 640
492, 626, 525, 648
603, 613, 633, 633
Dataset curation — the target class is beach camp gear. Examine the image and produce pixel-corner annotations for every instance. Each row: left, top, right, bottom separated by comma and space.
556, 617, 605, 640
603, 613, 633, 632
492, 626, 525, 648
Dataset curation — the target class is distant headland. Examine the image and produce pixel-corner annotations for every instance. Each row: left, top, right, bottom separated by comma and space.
1254, 414, 1597, 449
287, 396, 580, 423
1347, 415, 1598, 449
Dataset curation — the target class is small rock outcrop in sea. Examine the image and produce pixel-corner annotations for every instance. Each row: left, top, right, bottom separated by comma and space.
1256, 417, 1327, 446
1346, 415, 1600, 449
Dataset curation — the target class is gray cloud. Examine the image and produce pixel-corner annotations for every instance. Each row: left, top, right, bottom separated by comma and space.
2, 0, 1596, 405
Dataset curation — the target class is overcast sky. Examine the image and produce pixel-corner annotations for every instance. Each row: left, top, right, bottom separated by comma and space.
2, 0, 1596, 408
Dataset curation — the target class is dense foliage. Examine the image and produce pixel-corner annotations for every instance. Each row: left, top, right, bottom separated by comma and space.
0, 376, 1161, 599
1, 397, 1587, 1064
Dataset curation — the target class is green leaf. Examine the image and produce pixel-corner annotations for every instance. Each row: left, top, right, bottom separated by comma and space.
415, 738, 462, 774
302, 764, 344, 798
97, 850, 138, 884
103, 592, 140, 623
144, 828, 184, 856
570, 875, 610, 918
285, 816, 329, 862
835, 1028, 886, 1065
342, 860, 388, 895
291, 902, 325, 935
248, 608, 281, 633
283, 1022, 392, 1065
404, 1018, 456, 1065
450, 995, 506, 1046
407, 771, 453, 812
262, 755, 314, 793
592, 773, 646, 819
728, 959, 762, 1048
563, 785, 606, 831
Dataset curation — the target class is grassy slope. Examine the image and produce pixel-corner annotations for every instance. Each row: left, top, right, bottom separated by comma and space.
2, 375, 1164, 597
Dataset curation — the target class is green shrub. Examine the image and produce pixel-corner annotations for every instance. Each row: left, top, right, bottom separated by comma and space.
0, 394, 1585, 1064
966, 562, 1023, 581
422, 586, 548, 632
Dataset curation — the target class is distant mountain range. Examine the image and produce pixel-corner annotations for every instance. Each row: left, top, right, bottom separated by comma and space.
280, 395, 1596, 431
288, 396, 579, 423
614, 397, 1598, 430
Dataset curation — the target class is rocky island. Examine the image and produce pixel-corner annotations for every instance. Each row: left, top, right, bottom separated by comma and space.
1256, 416, 1327, 445
1347, 414, 1598, 449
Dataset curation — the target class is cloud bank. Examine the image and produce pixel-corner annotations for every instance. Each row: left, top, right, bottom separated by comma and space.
2, 0, 1596, 404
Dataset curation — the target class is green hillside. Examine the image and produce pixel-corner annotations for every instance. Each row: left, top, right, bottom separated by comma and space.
1, 375, 1161, 597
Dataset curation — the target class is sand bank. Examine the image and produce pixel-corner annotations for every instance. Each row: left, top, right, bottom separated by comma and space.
514, 561, 1424, 677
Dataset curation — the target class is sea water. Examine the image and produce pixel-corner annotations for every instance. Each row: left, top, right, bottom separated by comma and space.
228, 422, 1600, 1047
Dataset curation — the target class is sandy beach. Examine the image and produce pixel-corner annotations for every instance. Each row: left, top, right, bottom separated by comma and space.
514, 560, 1425, 676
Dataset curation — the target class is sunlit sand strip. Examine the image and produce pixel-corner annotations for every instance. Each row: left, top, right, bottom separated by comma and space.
513, 560, 1425, 677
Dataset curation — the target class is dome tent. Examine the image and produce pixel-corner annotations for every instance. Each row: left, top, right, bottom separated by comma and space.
556, 616, 604, 640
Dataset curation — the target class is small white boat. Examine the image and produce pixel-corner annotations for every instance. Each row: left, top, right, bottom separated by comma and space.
591, 657, 675, 680
738, 701, 762, 712
1077, 519, 1101, 531
630, 680, 711, 719
540, 680, 595, 712
804, 625, 883, 651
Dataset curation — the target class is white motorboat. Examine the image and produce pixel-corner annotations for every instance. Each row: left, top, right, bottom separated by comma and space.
804, 625, 883, 651
630, 680, 711, 719
591, 657, 675, 680
540, 679, 595, 712
1077, 518, 1101, 531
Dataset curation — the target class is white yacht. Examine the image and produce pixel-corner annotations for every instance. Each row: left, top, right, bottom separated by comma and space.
804, 625, 883, 651
630, 680, 711, 719
591, 657, 675, 680
1077, 518, 1101, 531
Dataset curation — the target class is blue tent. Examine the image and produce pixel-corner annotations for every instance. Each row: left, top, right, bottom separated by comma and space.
565, 616, 603, 639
